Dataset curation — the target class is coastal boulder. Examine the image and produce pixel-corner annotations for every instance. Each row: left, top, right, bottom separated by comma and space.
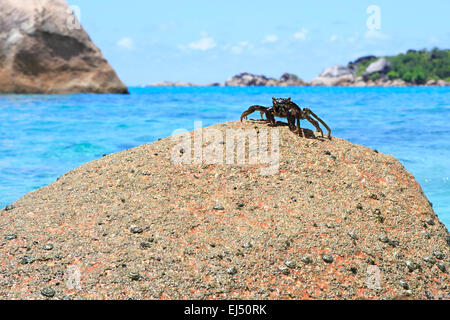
391, 79, 407, 86
347, 55, 377, 73
224, 72, 272, 86
0, 0, 128, 94
147, 82, 197, 87
363, 58, 392, 79
310, 65, 355, 86
224, 72, 306, 86
278, 73, 306, 86
318, 65, 354, 78
436, 79, 449, 86
1, 121, 448, 299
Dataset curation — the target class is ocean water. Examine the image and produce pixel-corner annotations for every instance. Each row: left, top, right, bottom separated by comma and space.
0, 86, 449, 227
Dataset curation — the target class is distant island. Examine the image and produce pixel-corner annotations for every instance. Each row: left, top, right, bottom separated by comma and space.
148, 48, 450, 87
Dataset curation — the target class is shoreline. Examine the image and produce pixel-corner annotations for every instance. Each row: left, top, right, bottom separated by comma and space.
145, 84, 450, 87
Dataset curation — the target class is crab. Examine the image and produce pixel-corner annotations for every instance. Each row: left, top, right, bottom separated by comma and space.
240, 97, 331, 139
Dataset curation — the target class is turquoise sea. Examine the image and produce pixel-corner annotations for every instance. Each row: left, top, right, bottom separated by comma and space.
0, 86, 449, 227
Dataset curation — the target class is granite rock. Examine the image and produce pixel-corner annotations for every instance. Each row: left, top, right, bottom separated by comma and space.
0, 0, 128, 94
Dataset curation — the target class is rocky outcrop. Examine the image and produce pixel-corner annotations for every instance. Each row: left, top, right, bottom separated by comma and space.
147, 82, 198, 87
1, 121, 448, 299
352, 76, 407, 87
147, 49, 450, 88
278, 73, 306, 86
224, 72, 273, 86
318, 65, 353, 78
310, 65, 355, 86
0, 0, 128, 94
426, 79, 449, 86
363, 58, 392, 80
311, 49, 450, 86
224, 72, 306, 86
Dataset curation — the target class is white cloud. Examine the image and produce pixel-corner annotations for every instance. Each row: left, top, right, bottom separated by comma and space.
229, 41, 252, 55
293, 28, 308, 40
231, 46, 243, 54
188, 36, 216, 51
429, 36, 439, 45
346, 32, 360, 43
262, 34, 278, 43
364, 30, 389, 40
239, 41, 250, 47
117, 37, 134, 50
329, 35, 338, 42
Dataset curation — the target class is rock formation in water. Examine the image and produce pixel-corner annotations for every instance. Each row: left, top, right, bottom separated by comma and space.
1, 121, 448, 299
224, 72, 272, 86
147, 73, 307, 87
224, 72, 306, 86
310, 65, 355, 86
363, 58, 392, 80
0, 0, 128, 94
313, 49, 450, 87
146, 81, 198, 87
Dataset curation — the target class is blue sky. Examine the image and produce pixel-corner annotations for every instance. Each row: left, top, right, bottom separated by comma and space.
67, 0, 450, 85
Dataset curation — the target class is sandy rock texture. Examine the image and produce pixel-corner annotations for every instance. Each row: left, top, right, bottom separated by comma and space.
0, 121, 448, 300
0, 0, 128, 94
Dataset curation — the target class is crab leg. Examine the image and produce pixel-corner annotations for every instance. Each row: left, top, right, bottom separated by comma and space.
286, 112, 297, 132
295, 117, 306, 138
240, 105, 269, 121
303, 108, 331, 139
304, 114, 324, 137
287, 110, 305, 137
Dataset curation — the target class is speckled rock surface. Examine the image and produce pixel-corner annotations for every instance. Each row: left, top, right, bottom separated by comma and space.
0, 121, 448, 299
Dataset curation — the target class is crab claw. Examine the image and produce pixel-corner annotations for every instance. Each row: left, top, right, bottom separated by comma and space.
240, 105, 268, 122
240, 110, 252, 122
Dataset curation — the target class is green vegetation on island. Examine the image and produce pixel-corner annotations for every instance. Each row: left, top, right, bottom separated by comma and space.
356, 48, 450, 84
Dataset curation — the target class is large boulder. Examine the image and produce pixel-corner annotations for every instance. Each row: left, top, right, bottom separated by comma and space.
391, 79, 407, 87
224, 72, 306, 86
224, 72, 271, 86
310, 65, 355, 86
363, 58, 392, 79
318, 65, 354, 78
147, 82, 198, 87
0, 0, 128, 94
436, 79, 449, 87
1, 121, 448, 299
278, 73, 306, 86
347, 55, 377, 74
